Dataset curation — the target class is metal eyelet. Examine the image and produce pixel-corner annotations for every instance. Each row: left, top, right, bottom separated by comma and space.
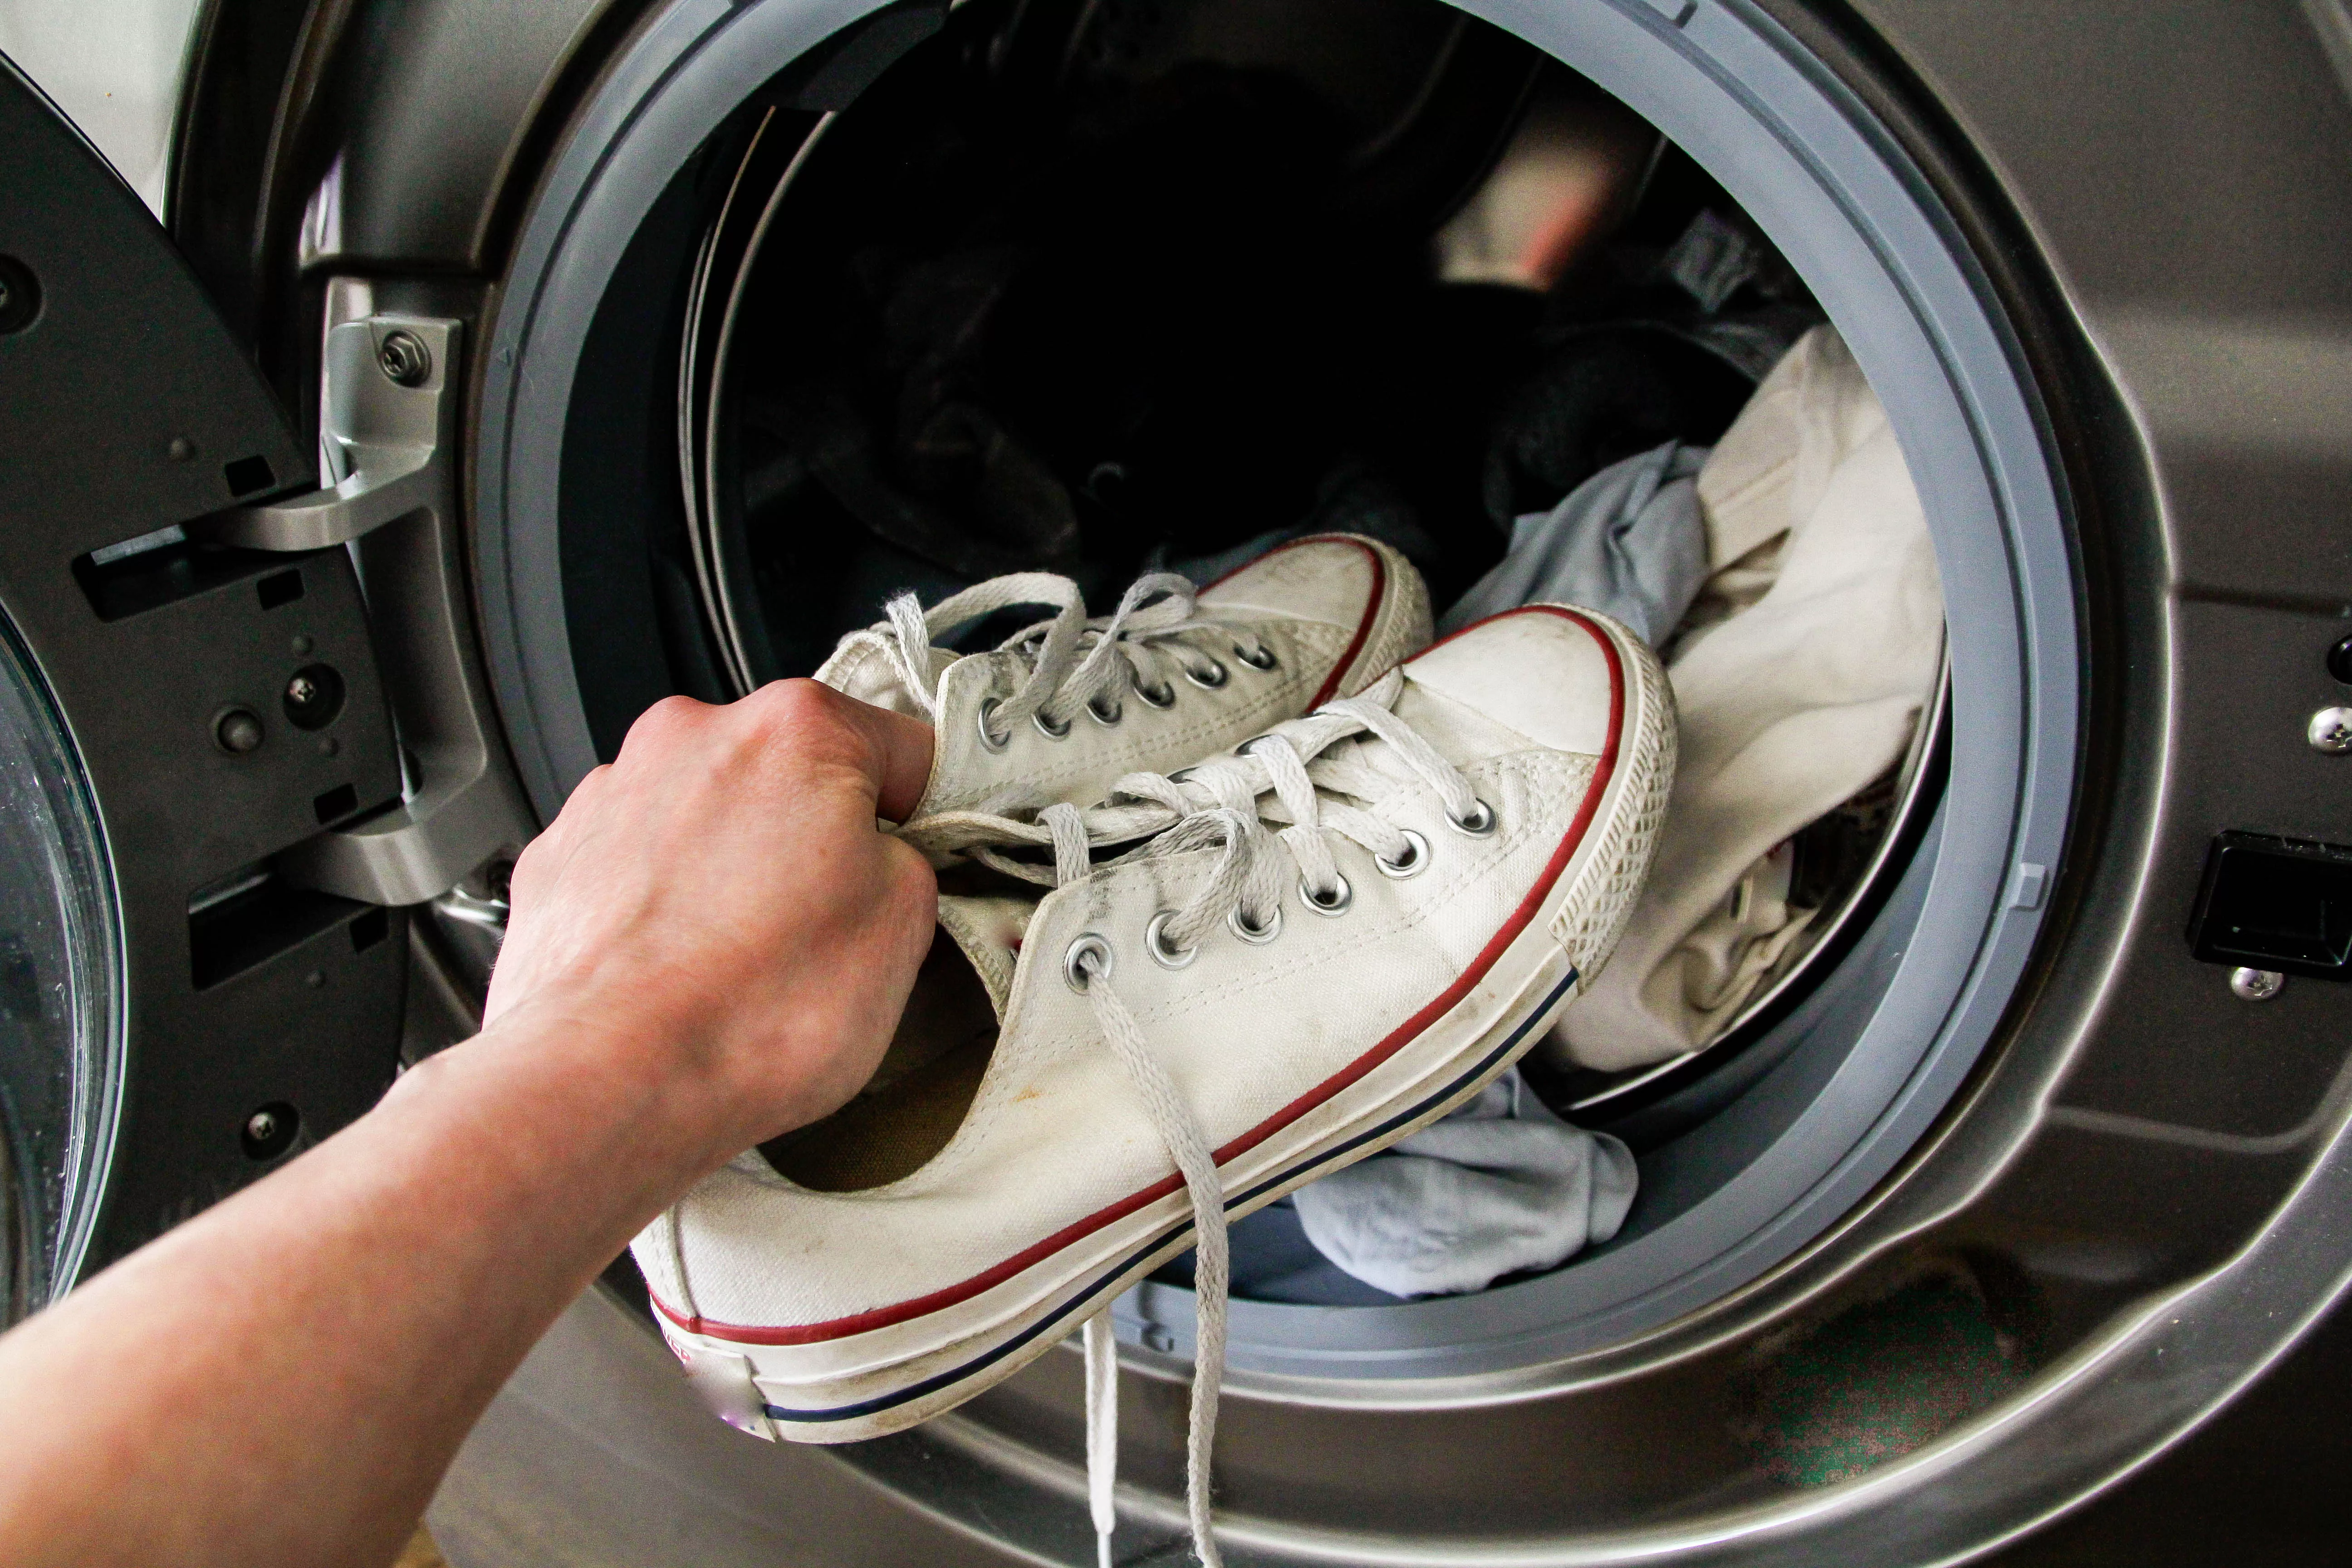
1446, 798, 1497, 837
1034, 708, 1073, 741
1147, 911, 1197, 970
1234, 641, 1279, 671
1376, 829, 1431, 879
1088, 697, 1124, 727
1227, 904, 1283, 945
1064, 933, 1113, 993
1136, 681, 1176, 710
1235, 734, 1274, 757
975, 699, 1010, 754
1166, 766, 1197, 784
1299, 873, 1352, 916
1184, 658, 1230, 691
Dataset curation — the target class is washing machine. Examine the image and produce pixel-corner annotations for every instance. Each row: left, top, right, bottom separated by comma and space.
5, 0, 2352, 1561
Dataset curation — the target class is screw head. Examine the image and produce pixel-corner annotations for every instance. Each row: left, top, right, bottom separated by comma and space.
214, 708, 264, 754
240, 1101, 300, 1161
2308, 707, 2352, 755
0, 255, 38, 335
2230, 967, 2285, 1002
377, 328, 432, 387
290, 633, 313, 655
167, 436, 194, 461
282, 662, 344, 730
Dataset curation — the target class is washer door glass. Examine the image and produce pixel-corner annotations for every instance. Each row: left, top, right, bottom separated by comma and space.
0, 604, 122, 1317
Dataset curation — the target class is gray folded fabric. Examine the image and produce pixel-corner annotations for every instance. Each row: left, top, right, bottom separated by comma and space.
1440, 439, 1710, 646
1289, 1069, 1637, 1298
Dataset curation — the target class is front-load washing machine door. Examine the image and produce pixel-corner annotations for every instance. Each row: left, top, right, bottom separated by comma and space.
0, 53, 524, 1302
431, 0, 2352, 1563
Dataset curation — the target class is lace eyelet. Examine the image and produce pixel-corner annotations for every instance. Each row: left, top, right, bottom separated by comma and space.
1064, 933, 1112, 993
1375, 829, 1431, 879
1298, 873, 1352, 916
1185, 658, 1230, 691
1446, 799, 1497, 837
1135, 681, 1176, 710
1087, 698, 1124, 727
1234, 641, 1279, 671
1033, 708, 1073, 741
1147, 911, 1197, 969
975, 699, 1010, 754
1166, 767, 1197, 784
1227, 905, 1283, 945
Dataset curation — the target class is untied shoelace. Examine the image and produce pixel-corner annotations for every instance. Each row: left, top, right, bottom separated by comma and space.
903, 672, 1490, 1567
836, 571, 1273, 746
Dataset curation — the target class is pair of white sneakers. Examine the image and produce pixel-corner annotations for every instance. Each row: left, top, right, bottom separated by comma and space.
634, 536, 1674, 1567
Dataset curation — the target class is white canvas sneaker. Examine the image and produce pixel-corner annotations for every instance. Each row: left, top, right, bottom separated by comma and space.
816, 534, 1432, 816
638, 604, 1673, 1567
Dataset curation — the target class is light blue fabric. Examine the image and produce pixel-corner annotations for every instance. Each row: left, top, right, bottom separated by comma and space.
1290, 1069, 1637, 1298
1440, 439, 1710, 646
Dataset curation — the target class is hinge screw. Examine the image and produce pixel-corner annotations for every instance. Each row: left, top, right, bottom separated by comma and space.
377, 329, 432, 387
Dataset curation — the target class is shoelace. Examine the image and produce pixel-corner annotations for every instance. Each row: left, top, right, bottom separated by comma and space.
905, 673, 1490, 1568
835, 571, 1277, 748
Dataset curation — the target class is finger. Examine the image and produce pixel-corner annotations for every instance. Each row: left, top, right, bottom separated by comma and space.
858, 704, 936, 824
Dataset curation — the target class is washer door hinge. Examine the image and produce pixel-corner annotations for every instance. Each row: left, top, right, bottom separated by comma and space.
200, 316, 536, 907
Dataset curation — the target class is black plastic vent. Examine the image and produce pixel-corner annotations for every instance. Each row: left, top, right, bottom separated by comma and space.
256, 568, 304, 610
2188, 832, 2352, 980
222, 454, 276, 496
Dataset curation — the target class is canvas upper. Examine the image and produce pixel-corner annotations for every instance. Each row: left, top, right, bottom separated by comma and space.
815, 534, 1432, 817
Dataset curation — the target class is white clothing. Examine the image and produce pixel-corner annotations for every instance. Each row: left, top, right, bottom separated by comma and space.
1548, 325, 1943, 1071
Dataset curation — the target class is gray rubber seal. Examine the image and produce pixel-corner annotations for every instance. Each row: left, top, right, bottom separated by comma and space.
471, 0, 2079, 1393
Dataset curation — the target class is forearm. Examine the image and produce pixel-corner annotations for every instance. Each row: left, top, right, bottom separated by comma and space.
0, 1004, 720, 1568
0, 681, 936, 1566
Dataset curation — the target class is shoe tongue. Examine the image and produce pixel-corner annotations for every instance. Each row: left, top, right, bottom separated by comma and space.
935, 892, 1037, 1019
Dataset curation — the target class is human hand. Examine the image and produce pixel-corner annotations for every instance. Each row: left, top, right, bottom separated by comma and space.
483, 680, 938, 1162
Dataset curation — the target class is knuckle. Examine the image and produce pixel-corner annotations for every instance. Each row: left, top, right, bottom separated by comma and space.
751, 676, 843, 727
749, 679, 866, 760
626, 694, 709, 749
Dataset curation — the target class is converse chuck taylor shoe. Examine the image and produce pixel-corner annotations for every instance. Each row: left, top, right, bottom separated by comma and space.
818, 534, 1432, 817
640, 604, 1672, 1567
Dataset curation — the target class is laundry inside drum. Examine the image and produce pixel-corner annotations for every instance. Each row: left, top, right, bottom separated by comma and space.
680, 0, 1948, 1306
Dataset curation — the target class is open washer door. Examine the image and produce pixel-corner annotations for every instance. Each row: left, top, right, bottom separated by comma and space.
0, 53, 529, 1304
